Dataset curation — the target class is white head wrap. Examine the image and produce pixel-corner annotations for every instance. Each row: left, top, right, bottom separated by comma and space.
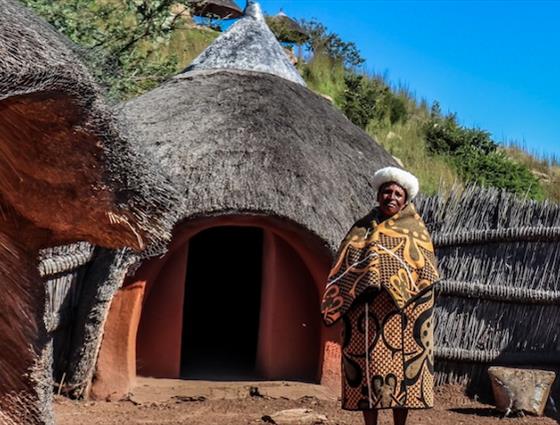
372, 166, 419, 200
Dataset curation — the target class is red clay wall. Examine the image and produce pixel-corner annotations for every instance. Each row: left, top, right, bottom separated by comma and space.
98, 215, 342, 393
136, 244, 189, 378
91, 282, 146, 400
257, 230, 321, 380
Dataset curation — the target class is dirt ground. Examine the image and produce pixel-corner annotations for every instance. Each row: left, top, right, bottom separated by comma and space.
54, 378, 559, 425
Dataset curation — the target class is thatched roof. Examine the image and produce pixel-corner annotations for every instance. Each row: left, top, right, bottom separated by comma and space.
0, 0, 179, 251
118, 69, 396, 250
185, 2, 306, 86
0, 0, 90, 102
188, 0, 243, 19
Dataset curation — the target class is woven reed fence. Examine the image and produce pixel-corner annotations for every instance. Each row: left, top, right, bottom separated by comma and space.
38, 242, 95, 380
416, 186, 560, 397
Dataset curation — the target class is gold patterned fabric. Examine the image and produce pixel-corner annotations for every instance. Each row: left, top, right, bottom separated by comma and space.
341, 289, 435, 410
320, 203, 439, 411
321, 203, 439, 325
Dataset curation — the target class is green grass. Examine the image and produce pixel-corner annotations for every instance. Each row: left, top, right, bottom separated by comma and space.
503, 145, 560, 202
299, 52, 346, 104
162, 25, 220, 70
110, 24, 219, 100
369, 120, 459, 195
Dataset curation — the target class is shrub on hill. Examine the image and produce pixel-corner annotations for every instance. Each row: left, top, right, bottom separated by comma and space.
455, 147, 544, 199
505, 145, 560, 201
424, 107, 496, 155
300, 19, 365, 68
342, 73, 407, 129
424, 110, 544, 199
21, 0, 216, 100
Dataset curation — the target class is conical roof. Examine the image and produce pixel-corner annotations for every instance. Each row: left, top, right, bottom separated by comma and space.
118, 70, 397, 250
188, 0, 243, 19
183, 2, 305, 85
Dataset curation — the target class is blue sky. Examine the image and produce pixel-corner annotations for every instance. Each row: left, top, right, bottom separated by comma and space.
256, 0, 560, 158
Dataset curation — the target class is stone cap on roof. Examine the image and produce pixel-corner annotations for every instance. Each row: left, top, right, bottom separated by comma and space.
182, 2, 306, 86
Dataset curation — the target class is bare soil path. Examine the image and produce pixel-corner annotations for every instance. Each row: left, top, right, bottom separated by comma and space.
54, 378, 559, 425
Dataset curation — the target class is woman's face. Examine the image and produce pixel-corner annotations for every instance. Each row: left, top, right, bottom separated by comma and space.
377, 182, 407, 218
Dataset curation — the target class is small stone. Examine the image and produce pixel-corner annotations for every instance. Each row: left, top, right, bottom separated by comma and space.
262, 408, 327, 424
488, 366, 556, 416
320, 94, 334, 104
392, 155, 404, 167
172, 395, 206, 403
283, 47, 298, 65
250, 386, 264, 398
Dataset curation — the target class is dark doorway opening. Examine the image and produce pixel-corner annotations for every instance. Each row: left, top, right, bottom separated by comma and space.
181, 226, 263, 379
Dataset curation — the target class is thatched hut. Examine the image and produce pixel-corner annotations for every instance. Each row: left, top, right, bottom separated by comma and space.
416, 186, 560, 399
62, 2, 398, 399
0, 0, 177, 423
188, 0, 243, 19
266, 11, 309, 44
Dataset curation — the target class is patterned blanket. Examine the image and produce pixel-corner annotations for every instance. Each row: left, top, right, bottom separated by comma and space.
321, 203, 439, 325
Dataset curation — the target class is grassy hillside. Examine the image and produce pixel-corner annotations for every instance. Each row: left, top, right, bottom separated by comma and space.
23, 0, 558, 202
163, 25, 218, 69
504, 145, 560, 201
300, 54, 557, 201
300, 56, 459, 195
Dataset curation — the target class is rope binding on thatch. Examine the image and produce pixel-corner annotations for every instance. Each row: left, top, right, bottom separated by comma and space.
38, 250, 94, 277
435, 347, 560, 365
436, 279, 560, 305
434, 226, 560, 247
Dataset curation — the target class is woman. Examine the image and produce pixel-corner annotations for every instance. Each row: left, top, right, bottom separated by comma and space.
321, 167, 439, 425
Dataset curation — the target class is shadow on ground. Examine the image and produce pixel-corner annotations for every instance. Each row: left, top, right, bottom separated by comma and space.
451, 407, 560, 424
449, 407, 503, 418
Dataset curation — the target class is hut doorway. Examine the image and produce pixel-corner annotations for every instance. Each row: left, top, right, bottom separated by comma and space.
128, 216, 335, 386
180, 226, 263, 379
